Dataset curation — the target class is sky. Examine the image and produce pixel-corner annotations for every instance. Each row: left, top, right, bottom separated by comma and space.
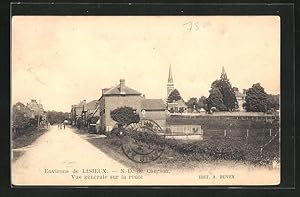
12, 16, 280, 112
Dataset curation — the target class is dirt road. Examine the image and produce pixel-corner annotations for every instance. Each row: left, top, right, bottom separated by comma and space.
12, 126, 126, 185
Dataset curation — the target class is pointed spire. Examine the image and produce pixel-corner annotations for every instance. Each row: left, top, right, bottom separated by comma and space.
221, 66, 227, 80
168, 64, 173, 83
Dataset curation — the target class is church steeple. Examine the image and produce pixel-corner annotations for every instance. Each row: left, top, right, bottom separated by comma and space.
167, 65, 174, 96
221, 66, 228, 80
168, 64, 173, 83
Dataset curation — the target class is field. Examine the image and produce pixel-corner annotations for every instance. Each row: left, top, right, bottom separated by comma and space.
166, 115, 280, 164
76, 115, 280, 170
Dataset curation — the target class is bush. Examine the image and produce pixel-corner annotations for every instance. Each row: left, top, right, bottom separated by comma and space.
110, 106, 140, 126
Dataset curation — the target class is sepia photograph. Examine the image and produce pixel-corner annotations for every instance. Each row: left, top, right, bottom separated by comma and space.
11, 15, 280, 186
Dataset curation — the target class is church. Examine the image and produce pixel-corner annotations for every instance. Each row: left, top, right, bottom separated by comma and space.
166, 65, 188, 113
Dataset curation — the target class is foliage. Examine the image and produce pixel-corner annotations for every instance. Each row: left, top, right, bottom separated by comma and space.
206, 68, 238, 111
186, 96, 208, 111
211, 80, 237, 111
198, 96, 207, 110
47, 110, 69, 124
185, 97, 199, 109
243, 83, 277, 113
110, 106, 140, 127
205, 87, 227, 111
267, 94, 280, 111
12, 102, 37, 134
178, 107, 185, 113
167, 89, 182, 103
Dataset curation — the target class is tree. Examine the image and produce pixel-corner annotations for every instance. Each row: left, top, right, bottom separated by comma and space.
205, 87, 227, 111
185, 97, 199, 109
167, 89, 182, 103
267, 94, 280, 111
243, 83, 271, 112
12, 102, 37, 134
47, 111, 69, 124
198, 96, 207, 109
207, 68, 238, 111
110, 106, 140, 127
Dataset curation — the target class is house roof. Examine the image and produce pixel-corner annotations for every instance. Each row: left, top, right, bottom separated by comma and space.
83, 100, 98, 111
235, 91, 245, 97
141, 99, 166, 110
103, 84, 141, 96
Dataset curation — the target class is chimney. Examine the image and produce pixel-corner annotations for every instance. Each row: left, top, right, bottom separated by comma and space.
31, 99, 36, 103
120, 79, 125, 94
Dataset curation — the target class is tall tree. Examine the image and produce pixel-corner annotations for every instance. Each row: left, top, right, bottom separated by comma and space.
12, 102, 37, 134
198, 96, 207, 109
243, 83, 271, 112
208, 67, 238, 111
205, 87, 227, 111
267, 94, 280, 110
167, 89, 182, 103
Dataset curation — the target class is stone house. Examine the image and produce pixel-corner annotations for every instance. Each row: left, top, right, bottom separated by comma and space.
141, 99, 167, 129
167, 99, 188, 113
98, 79, 167, 134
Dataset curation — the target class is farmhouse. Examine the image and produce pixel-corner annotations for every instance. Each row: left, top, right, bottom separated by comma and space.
98, 79, 167, 134
70, 100, 86, 126
82, 100, 99, 127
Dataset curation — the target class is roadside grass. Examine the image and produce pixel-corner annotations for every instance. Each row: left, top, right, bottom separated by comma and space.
12, 127, 49, 161
75, 128, 279, 171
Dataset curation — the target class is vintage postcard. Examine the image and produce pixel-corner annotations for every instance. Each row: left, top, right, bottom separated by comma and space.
11, 16, 280, 186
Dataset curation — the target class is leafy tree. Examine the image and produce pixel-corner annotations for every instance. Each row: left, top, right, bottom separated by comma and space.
47, 111, 69, 124
167, 89, 182, 103
205, 87, 227, 111
110, 106, 140, 127
185, 97, 199, 109
243, 83, 271, 112
207, 68, 238, 111
198, 96, 207, 110
267, 94, 280, 111
12, 102, 37, 134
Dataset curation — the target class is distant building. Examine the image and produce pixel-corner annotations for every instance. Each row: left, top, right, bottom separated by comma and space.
98, 79, 167, 134
167, 99, 188, 113
82, 100, 99, 127
27, 99, 44, 116
70, 100, 86, 126
26, 99, 47, 126
141, 99, 167, 129
234, 90, 246, 111
166, 65, 187, 112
